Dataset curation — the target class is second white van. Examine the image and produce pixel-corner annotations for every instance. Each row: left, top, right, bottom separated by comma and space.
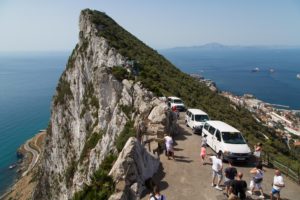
202, 120, 252, 162
185, 109, 209, 134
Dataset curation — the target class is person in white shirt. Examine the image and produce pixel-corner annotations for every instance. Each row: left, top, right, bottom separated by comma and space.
209, 152, 223, 191
270, 170, 285, 200
164, 135, 174, 160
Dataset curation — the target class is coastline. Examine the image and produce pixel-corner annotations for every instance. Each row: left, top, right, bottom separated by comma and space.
190, 73, 300, 138
1, 131, 46, 200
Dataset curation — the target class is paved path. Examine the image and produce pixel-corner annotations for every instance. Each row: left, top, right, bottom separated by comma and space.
142, 114, 299, 200
22, 132, 44, 176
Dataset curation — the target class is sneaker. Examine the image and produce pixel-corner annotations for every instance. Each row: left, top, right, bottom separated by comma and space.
259, 195, 265, 199
247, 190, 252, 195
215, 186, 223, 191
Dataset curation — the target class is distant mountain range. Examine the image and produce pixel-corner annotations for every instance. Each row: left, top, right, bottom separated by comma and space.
162, 43, 300, 51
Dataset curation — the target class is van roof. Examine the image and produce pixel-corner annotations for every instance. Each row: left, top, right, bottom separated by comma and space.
187, 108, 208, 115
168, 96, 181, 100
205, 120, 239, 132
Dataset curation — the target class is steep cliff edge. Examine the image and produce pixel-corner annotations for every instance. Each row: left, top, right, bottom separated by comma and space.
34, 10, 169, 200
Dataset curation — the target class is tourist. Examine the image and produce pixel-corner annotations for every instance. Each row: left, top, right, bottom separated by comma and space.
209, 151, 223, 191
248, 163, 264, 199
228, 172, 247, 200
253, 143, 262, 163
149, 185, 166, 200
270, 169, 285, 200
224, 160, 237, 196
164, 135, 175, 160
201, 134, 207, 147
200, 144, 207, 165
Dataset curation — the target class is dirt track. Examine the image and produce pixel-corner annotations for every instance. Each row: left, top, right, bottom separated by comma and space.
142, 114, 299, 200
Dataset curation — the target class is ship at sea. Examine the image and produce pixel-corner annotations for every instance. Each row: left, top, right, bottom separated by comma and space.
297, 74, 300, 79
269, 68, 275, 73
251, 67, 260, 72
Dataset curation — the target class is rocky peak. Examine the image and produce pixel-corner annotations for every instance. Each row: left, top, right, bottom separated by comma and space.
33, 9, 176, 200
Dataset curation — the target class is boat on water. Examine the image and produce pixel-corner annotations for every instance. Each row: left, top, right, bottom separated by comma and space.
269, 68, 275, 73
297, 74, 300, 79
9, 164, 17, 169
251, 67, 260, 72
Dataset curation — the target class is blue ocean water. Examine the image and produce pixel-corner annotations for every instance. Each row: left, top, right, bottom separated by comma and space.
160, 48, 300, 110
0, 52, 68, 195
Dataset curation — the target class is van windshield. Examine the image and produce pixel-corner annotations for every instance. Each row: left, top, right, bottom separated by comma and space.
174, 99, 183, 104
222, 132, 246, 144
195, 115, 209, 122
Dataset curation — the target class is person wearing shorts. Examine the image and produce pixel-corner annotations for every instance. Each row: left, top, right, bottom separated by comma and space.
200, 145, 207, 165
224, 160, 237, 196
164, 135, 174, 160
248, 163, 264, 199
270, 170, 285, 200
209, 152, 223, 191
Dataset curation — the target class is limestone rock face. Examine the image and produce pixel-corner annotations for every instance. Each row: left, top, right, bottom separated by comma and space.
33, 10, 177, 200
109, 137, 159, 200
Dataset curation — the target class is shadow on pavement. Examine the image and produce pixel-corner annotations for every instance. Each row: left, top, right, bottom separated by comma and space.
174, 155, 193, 163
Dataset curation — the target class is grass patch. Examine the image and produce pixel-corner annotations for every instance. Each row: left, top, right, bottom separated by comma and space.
53, 78, 73, 106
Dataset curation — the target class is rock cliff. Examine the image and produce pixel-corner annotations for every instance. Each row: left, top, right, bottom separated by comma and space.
34, 9, 176, 200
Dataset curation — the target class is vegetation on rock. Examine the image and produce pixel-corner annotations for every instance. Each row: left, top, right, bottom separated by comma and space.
115, 121, 136, 153
73, 154, 117, 200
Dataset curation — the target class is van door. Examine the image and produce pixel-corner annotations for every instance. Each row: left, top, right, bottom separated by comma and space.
206, 125, 216, 148
212, 129, 222, 152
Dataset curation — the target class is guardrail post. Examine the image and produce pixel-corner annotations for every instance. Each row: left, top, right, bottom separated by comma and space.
297, 167, 300, 184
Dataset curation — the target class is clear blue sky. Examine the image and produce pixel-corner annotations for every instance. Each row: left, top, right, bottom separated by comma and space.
0, 0, 300, 51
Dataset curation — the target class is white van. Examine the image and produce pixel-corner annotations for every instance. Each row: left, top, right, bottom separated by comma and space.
185, 109, 209, 134
167, 96, 185, 111
202, 120, 252, 162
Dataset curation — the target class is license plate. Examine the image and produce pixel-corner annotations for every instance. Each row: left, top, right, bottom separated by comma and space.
237, 157, 245, 160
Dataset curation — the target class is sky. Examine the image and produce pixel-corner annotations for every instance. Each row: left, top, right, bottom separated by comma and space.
0, 0, 300, 51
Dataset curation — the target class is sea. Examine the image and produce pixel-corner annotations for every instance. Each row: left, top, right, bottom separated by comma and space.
160, 47, 300, 110
0, 52, 68, 196
0, 48, 299, 195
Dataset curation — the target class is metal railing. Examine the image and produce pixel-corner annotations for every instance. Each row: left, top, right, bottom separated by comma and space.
262, 151, 300, 184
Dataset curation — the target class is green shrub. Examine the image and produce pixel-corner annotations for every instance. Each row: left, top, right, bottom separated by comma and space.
115, 121, 135, 152
111, 66, 129, 81
80, 132, 103, 162
53, 78, 73, 106
73, 154, 117, 200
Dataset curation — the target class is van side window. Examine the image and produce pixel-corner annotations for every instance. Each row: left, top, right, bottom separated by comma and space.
204, 123, 209, 131
192, 114, 194, 121
215, 130, 221, 141
208, 126, 216, 135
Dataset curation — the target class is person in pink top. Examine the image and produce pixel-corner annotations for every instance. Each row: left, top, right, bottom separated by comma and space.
200, 145, 207, 165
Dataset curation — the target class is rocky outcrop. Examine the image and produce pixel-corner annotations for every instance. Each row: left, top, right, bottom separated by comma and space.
109, 137, 160, 200
33, 9, 177, 200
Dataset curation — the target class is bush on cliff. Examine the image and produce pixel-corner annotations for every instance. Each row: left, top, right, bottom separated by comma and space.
73, 154, 117, 200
